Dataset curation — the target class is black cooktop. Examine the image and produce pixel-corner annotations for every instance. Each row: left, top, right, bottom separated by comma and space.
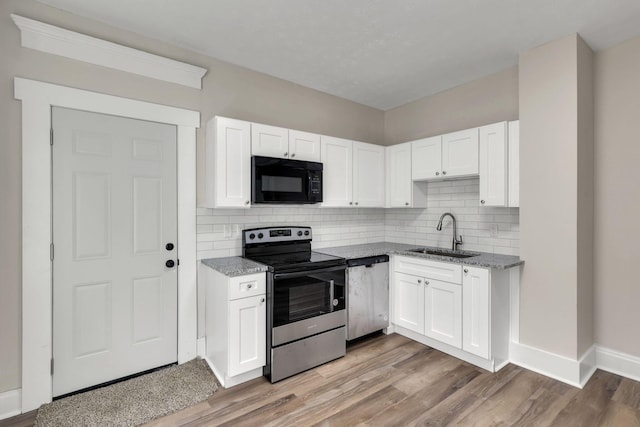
245, 250, 345, 273
242, 226, 345, 273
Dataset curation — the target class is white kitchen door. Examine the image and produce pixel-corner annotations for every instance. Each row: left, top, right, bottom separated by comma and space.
52, 107, 178, 397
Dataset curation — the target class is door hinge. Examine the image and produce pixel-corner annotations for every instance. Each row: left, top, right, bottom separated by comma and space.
50, 128, 53, 146
177, 259, 180, 266
51, 358, 54, 376
50, 243, 54, 261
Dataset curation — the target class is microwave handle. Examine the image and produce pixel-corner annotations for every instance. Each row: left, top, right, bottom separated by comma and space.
307, 173, 313, 199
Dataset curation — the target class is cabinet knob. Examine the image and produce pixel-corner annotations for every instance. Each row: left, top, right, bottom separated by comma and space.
481, 200, 485, 205
405, 202, 409, 206
260, 297, 265, 303
417, 279, 422, 284
247, 284, 252, 289
245, 200, 250, 205
442, 170, 447, 175
165, 260, 175, 268
425, 281, 429, 285
435, 171, 440, 176
349, 201, 353, 205
355, 202, 359, 206
284, 152, 288, 157
291, 153, 295, 158
464, 269, 469, 274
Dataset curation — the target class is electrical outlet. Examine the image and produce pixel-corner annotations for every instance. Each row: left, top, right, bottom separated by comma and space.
490, 224, 499, 237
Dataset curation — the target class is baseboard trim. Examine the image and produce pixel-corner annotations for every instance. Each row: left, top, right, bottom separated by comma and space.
596, 346, 640, 382
509, 342, 597, 388
0, 389, 21, 421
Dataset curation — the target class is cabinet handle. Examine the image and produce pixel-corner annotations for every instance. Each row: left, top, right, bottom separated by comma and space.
435, 171, 440, 176
442, 170, 447, 175
355, 202, 359, 206
464, 269, 468, 274
405, 202, 409, 206
245, 200, 250, 205
284, 152, 288, 157
481, 200, 485, 205
425, 281, 429, 286
417, 279, 422, 284
349, 201, 353, 205
260, 297, 265, 303
291, 153, 295, 158
247, 284, 252, 289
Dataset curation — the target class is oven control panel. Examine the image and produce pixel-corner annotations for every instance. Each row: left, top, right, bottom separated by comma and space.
243, 226, 311, 244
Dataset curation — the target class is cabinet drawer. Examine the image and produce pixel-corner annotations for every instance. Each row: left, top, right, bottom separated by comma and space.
229, 273, 265, 300
394, 256, 462, 284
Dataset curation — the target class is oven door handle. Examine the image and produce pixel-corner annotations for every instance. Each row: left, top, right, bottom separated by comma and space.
329, 279, 335, 312
273, 265, 345, 280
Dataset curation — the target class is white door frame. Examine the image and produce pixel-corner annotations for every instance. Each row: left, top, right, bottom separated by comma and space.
14, 77, 199, 412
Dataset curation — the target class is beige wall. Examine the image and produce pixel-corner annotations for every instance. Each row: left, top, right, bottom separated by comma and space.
594, 35, 640, 356
0, 0, 384, 394
383, 67, 519, 145
519, 35, 581, 358
576, 37, 595, 357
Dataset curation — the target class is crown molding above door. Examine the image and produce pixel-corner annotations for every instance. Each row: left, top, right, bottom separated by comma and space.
11, 14, 208, 89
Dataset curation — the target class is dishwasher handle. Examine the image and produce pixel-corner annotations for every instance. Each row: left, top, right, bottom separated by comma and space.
346, 255, 389, 268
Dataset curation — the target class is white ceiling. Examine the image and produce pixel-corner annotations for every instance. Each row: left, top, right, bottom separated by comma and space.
36, 0, 640, 110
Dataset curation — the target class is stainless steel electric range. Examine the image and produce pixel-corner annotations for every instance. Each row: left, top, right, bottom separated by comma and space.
242, 226, 346, 383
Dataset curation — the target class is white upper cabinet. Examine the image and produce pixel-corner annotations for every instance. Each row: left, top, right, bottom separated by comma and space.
353, 141, 385, 207
204, 116, 251, 208
411, 128, 478, 181
508, 121, 520, 207
321, 136, 353, 207
321, 137, 384, 208
251, 123, 289, 158
478, 120, 520, 207
386, 143, 413, 207
479, 121, 508, 207
411, 136, 442, 180
441, 128, 479, 178
251, 123, 321, 162
289, 130, 321, 162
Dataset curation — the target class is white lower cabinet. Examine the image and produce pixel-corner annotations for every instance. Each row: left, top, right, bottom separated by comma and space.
391, 256, 510, 372
202, 265, 266, 387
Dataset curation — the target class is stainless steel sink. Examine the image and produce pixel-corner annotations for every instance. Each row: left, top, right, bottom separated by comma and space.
408, 248, 479, 258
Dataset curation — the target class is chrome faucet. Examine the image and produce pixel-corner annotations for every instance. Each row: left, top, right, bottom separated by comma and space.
436, 212, 463, 251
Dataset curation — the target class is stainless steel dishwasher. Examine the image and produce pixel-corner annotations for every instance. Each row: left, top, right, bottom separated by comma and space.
346, 255, 389, 340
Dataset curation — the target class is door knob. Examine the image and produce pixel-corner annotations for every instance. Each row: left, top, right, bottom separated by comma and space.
165, 260, 175, 268
165, 243, 174, 251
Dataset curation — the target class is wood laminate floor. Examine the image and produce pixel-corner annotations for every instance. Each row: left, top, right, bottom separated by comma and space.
3, 333, 640, 426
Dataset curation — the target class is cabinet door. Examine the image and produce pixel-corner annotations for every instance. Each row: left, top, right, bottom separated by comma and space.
462, 267, 490, 359
424, 279, 462, 348
321, 136, 353, 207
289, 130, 321, 162
393, 272, 425, 334
205, 117, 251, 208
228, 295, 266, 377
479, 122, 508, 207
353, 141, 385, 207
386, 143, 412, 207
412, 136, 442, 180
508, 121, 520, 207
442, 128, 479, 178
251, 123, 289, 158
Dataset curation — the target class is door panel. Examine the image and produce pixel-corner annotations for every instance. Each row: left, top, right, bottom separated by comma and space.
425, 279, 462, 348
53, 107, 178, 397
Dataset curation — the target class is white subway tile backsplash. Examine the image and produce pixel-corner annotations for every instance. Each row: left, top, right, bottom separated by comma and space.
195, 177, 519, 260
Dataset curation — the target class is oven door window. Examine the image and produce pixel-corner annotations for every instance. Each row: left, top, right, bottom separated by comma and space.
273, 270, 345, 327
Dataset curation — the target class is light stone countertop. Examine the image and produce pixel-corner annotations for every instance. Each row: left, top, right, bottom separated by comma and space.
201, 242, 523, 277
315, 242, 523, 270
201, 256, 268, 277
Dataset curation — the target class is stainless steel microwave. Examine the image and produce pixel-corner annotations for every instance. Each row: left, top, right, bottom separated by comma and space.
252, 156, 323, 204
